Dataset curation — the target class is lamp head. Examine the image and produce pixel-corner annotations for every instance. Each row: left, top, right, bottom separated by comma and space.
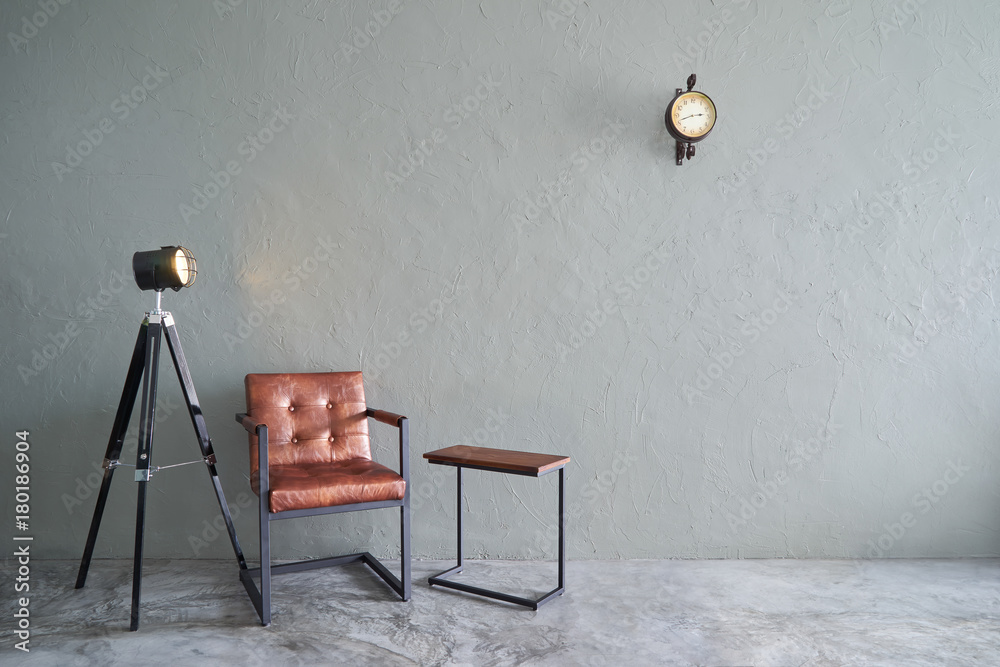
132, 246, 197, 292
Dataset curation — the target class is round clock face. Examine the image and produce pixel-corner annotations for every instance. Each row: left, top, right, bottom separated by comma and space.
667, 91, 716, 141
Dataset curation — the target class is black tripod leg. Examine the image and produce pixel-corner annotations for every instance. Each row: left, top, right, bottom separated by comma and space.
130, 317, 162, 632
76, 321, 149, 590
162, 315, 248, 570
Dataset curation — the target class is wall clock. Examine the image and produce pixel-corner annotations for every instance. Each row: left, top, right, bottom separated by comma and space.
665, 73, 716, 165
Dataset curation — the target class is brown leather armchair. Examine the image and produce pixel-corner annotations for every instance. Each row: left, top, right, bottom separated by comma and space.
234, 371, 409, 626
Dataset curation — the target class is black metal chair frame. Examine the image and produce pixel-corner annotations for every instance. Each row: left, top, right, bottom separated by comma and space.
235, 408, 410, 626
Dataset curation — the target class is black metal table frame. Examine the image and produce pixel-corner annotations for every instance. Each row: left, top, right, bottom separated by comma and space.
427, 460, 565, 610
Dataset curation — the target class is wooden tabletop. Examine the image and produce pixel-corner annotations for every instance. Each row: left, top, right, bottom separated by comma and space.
424, 445, 570, 475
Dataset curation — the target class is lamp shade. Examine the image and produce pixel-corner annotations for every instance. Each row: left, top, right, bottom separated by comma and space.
132, 246, 197, 291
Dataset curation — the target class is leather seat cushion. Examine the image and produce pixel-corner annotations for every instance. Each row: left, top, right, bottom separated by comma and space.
251, 458, 406, 513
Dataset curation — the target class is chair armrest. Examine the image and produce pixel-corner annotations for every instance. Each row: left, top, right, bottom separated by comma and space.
235, 412, 267, 435
366, 408, 407, 426
366, 408, 409, 483
236, 413, 270, 516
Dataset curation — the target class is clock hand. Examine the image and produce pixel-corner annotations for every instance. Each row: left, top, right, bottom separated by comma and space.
680, 113, 705, 120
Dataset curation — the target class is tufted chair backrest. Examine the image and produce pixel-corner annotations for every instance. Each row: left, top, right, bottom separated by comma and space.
244, 372, 371, 476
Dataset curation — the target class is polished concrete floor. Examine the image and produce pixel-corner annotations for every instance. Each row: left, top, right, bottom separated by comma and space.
3, 558, 998, 666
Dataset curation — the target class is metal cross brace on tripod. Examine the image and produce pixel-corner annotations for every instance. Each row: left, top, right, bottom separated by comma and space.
75, 297, 247, 631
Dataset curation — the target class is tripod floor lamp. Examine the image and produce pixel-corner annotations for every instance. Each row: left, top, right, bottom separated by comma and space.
75, 246, 247, 631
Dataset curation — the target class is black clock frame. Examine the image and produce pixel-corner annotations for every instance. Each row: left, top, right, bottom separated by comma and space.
665, 73, 716, 165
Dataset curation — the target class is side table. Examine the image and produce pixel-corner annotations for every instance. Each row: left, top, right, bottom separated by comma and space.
423, 445, 570, 610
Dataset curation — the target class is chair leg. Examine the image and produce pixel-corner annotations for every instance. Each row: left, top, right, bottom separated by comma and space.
259, 497, 271, 626
400, 502, 411, 601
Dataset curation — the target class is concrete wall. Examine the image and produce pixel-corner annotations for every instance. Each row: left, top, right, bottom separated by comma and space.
2, 0, 998, 561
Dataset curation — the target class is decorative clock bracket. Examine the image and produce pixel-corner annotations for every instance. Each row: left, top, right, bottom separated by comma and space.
676, 74, 697, 166
676, 141, 696, 166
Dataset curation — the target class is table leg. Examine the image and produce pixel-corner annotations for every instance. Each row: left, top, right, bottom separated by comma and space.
558, 467, 565, 591
456, 466, 463, 569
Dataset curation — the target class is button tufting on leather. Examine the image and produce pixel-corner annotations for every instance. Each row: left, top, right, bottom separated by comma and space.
244, 372, 407, 512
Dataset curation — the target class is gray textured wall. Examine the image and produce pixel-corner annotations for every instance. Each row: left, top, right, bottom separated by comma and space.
2, 0, 998, 561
